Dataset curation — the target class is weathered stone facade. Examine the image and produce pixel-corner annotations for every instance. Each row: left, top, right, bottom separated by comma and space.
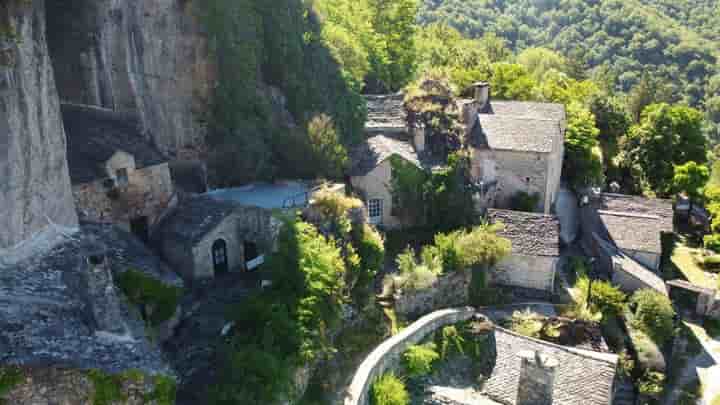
72, 162, 174, 232
393, 270, 473, 320
351, 159, 404, 228
492, 254, 559, 293
45, 0, 216, 159
155, 197, 283, 281
0, 0, 79, 250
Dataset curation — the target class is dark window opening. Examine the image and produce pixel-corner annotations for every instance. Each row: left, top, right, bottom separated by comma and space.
116, 168, 129, 186
212, 239, 229, 275
244, 241, 259, 263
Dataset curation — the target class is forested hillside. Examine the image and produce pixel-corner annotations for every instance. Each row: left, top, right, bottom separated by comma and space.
419, 0, 719, 106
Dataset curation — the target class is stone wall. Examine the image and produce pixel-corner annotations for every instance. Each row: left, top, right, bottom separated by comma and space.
471, 149, 550, 213
72, 163, 174, 230
1, 366, 168, 405
45, 0, 215, 159
343, 308, 477, 405
491, 254, 558, 293
0, 0, 78, 250
622, 248, 660, 272
394, 270, 473, 320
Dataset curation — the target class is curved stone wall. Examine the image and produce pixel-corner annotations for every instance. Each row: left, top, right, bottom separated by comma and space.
343, 307, 476, 405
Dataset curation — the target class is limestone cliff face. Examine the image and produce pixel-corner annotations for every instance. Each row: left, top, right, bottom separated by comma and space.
45, 0, 216, 159
0, 0, 78, 250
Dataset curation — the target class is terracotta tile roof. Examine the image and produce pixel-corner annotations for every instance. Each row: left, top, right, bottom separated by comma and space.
481, 327, 617, 405
349, 134, 421, 176
364, 94, 407, 133
488, 209, 561, 257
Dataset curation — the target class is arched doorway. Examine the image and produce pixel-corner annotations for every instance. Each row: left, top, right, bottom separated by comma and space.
212, 239, 228, 275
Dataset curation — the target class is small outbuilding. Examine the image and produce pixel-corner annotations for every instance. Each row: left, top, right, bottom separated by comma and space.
153, 196, 282, 281
487, 209, 561, 293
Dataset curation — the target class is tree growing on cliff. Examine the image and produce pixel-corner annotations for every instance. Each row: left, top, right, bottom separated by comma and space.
307, 114, 349, 180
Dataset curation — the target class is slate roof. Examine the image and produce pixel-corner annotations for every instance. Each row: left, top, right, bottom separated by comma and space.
481, 327, 617, 405
153, 196, 240, 246
62, 103, 168, 184
350, 134, 422, 177
593, 234, 668, 295
364, 94, 407, 133
594, 193, 673, 233
482, 101, 566, 122
488, 209, 560, 257
470, 100, 565, 153
597, 210, 663, 254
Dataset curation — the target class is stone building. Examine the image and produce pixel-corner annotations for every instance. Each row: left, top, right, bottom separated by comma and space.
465, 83, 566, 214
153, 196, 282, 281
63, 103, 175, 243
580, 192, 673, 273
349, 134, 426, 228
487, 209, 561, 293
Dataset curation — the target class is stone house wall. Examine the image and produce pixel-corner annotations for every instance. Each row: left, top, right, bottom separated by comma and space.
491, 254, 558, 293
351, 160, 404, 228
471, 149, 551, 214
72, 162, 174, 231
545, 126, 564, 213
343, 308, 477, 405
394, 270, 473, 320
192, 215, 246, 280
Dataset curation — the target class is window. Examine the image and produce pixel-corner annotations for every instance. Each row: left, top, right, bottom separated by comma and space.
368, 199, 383, 224
116, 168, 129, 187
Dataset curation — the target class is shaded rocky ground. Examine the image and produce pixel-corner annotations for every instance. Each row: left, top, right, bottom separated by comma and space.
163, 274, 256, 405
0, 223, 180, 376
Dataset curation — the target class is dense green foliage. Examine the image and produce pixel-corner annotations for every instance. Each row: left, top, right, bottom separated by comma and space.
87, 370, 127, 405
200, 0, 367, 185
402, 343, 440, 377
672, 161, 710, 200
116, 269, 182, 327
622, 103, 707, 195
630, 289, 676, 345
419, 0, 718, 107
588, 280, 628, 318
0, 366, 22, 403
211, 218, 348, 403
371, 373, 409, 405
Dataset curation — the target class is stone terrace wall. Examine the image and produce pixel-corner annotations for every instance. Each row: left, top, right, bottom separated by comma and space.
343, 307, 476, 405
394, 270, 472, 320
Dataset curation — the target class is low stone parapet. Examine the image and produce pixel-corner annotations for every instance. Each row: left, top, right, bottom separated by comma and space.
343, 307, 476, 405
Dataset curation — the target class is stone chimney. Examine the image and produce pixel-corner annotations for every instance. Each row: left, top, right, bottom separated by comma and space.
472, 82, 491, 110
516, 350, 558, 405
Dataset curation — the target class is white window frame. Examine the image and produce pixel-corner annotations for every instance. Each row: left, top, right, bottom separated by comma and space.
368, 198, 383, 225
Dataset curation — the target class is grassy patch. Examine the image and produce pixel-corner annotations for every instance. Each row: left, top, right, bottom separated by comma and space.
0, 366, 23, 403
88, 369, 128, 405
144, 375, 177, 405
668, 243, 717, 289
116, 269, 183, 327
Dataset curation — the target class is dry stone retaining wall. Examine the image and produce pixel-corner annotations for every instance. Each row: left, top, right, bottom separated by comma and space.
394, 270, 472, 320
343, 307, 476, 405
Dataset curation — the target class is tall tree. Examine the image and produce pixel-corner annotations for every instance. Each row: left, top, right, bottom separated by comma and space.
623, 103, 708, 195
672, 161, 709, 201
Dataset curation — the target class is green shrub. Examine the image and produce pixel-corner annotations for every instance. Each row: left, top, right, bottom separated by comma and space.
87, 369, 127, 405
438, 325, 466, 358
509, 191, 541, 212
638, 370, 666, 399
352, 223, 385, 303
403, 343, 440, 378
699, 254, 720, 271
629, 329, 666, 373
371, 373, 409, 405
116, 269, 182, 327
144, 375, 177, 405
704, 234, 720, 253
509, 309, 544, 338
630, 289, 676, 345
617, 350, 635, 378
588, 280, 628, 317
0, 366, 23, 401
